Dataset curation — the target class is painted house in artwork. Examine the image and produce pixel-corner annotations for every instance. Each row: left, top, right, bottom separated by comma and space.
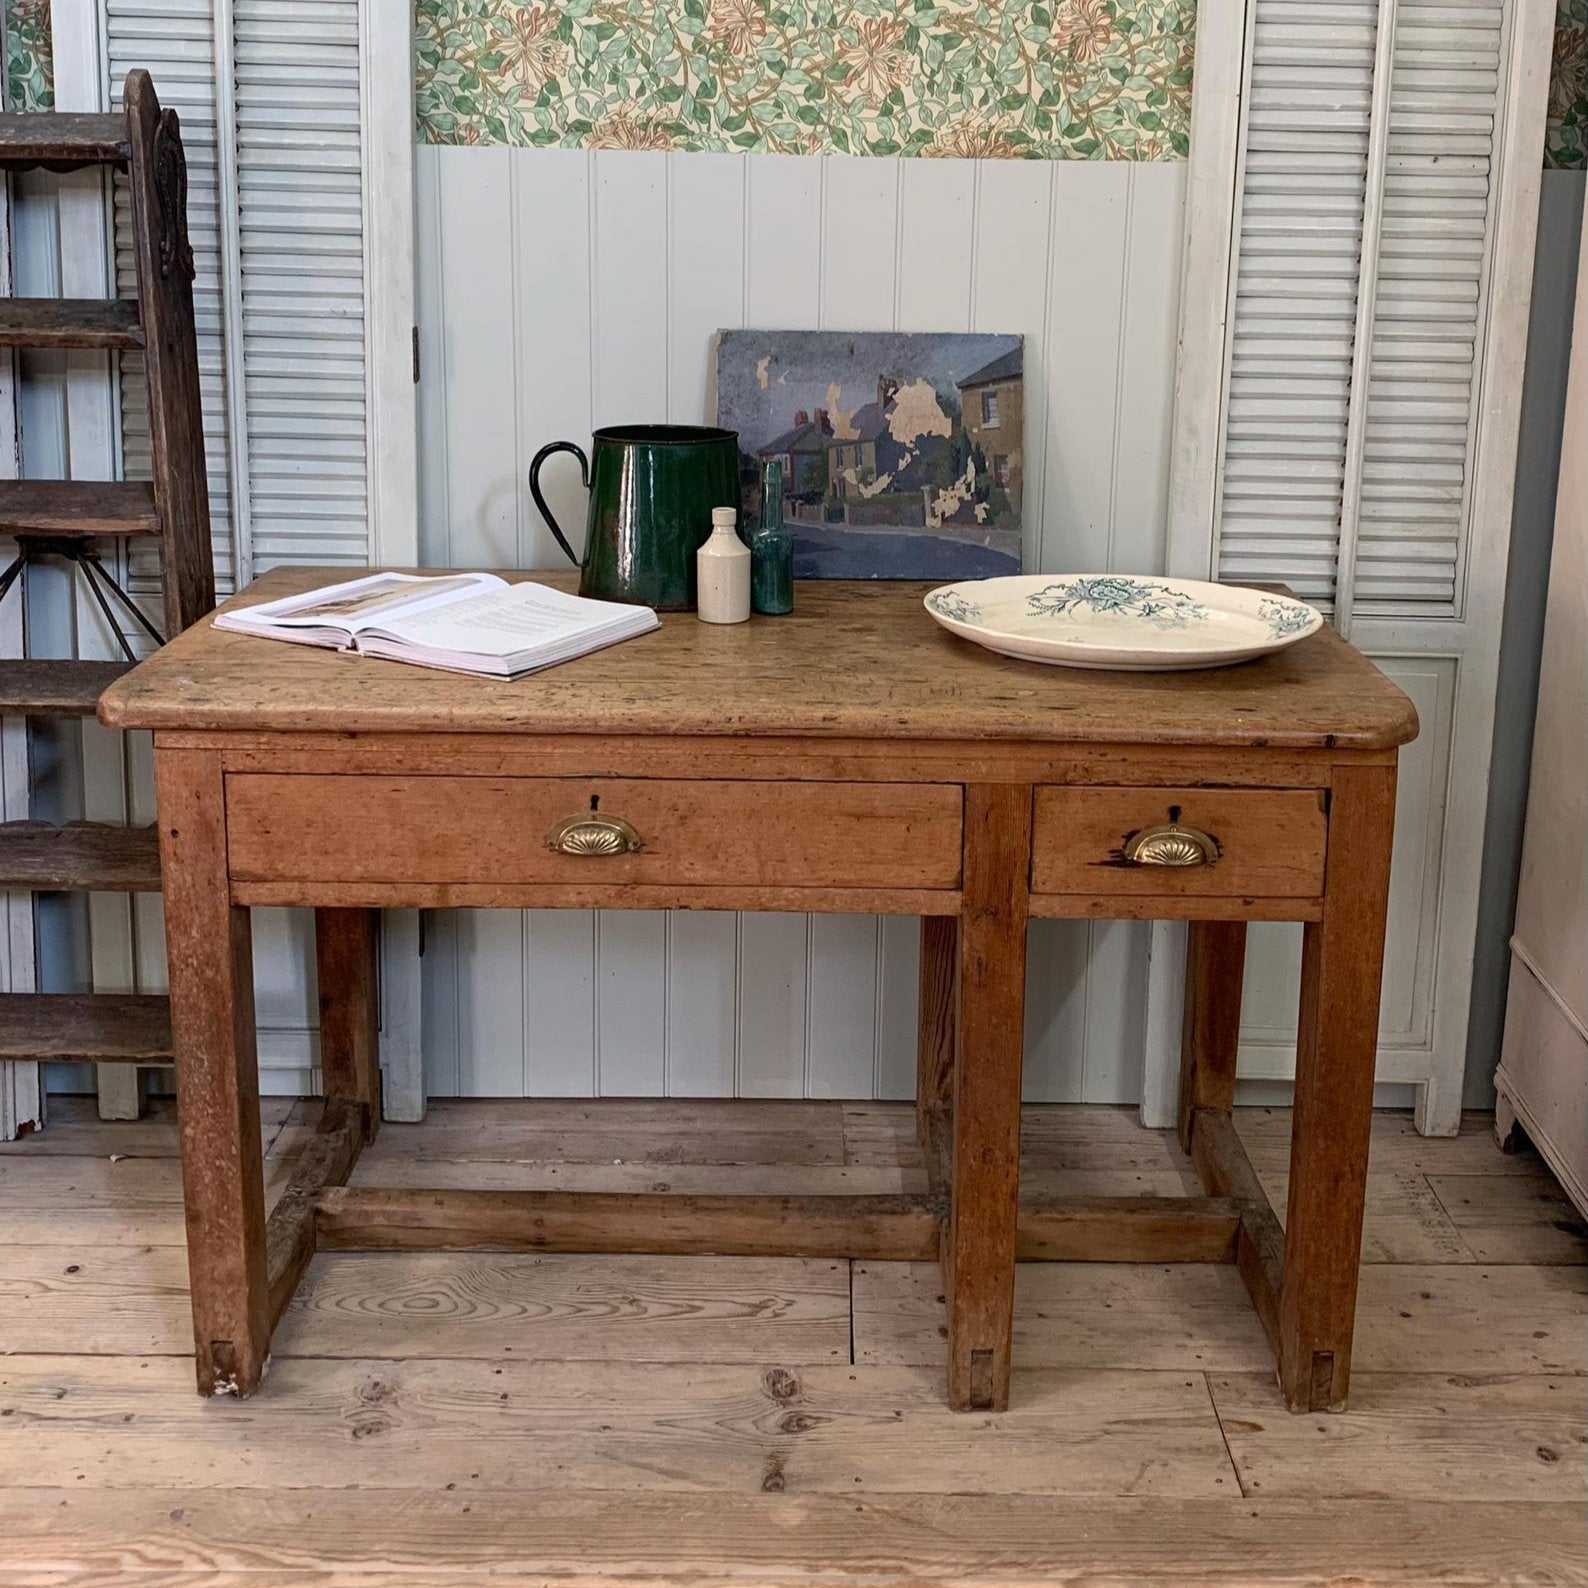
827, 378, 959, 519
957, 348, 1024, 516
756, 409, 832, 500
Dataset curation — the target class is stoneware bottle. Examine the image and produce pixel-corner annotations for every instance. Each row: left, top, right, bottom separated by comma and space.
696, 505, 751, 624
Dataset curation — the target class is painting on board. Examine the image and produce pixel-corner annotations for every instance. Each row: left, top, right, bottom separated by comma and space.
713, 329, 1024, 579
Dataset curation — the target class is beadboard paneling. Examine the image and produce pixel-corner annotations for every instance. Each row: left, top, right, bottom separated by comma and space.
414, 146, 1186, 1101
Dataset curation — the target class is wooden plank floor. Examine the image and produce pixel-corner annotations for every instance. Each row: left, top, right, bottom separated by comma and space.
0, 1098, 1583, 1587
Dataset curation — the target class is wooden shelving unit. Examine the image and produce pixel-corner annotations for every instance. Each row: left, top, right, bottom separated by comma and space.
0, 70, 213, 1105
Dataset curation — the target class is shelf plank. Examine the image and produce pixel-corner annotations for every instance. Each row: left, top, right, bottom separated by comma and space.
0, 478, 159, 537
0, 113, 130, 169
0, 993, 171, 1063
0, 821, 161, 891
0, 298, 144, 350
0, 659, 132, 717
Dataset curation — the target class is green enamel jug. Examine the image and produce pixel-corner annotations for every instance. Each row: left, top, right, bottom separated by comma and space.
529, 425, 741, 611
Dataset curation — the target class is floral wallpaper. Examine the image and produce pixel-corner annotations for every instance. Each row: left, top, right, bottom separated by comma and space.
1550, 0, 1588, 168
4, 0, 52, 112
415, 0, 1196, 158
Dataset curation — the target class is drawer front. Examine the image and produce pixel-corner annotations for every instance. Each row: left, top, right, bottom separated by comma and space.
226, 775, 963, 890
1032, 786, 1327, 898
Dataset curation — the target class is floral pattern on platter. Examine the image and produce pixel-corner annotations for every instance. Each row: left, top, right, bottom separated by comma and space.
926, 588, 982, 624
414, 0, 1195, 159
1549, 0, 1588, 169
5, 0, 53, 112
1026, 575, 1210, 630
1256, 597, 1316, 641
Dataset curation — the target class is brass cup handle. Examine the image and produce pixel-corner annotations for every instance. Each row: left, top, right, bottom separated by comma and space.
1123, 822, 1219, 868
546, 813, 644, 857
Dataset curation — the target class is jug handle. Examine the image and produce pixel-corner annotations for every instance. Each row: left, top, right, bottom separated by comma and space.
528, 441, 589, 567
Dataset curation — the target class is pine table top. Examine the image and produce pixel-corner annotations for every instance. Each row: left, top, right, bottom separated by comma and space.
99, 566, 1418, 750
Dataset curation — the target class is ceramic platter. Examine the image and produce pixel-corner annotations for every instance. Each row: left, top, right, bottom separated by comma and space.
923, 574, 1324, 672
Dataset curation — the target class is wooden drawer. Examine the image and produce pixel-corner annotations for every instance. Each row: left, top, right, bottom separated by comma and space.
225, 774, 963, 891
1031, 786, 1327, 899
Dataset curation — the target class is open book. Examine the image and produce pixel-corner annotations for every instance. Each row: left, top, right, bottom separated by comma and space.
214, 571, 659, 679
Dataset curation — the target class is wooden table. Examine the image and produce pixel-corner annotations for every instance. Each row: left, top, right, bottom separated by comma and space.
100, 569, 1417, 1413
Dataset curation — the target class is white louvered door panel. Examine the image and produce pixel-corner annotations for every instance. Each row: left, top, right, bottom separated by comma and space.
1215, 0, 1505, 613
1160, 0, 1553, 1137
1215, 0, 1377, 603
1355, 0, 1501, 609
234, 0, 370, 568
78, 0, 418, 1111
107, 0, 237, 596
108, 0, 375, 587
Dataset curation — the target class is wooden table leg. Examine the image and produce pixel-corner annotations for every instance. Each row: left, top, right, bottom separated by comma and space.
916, 916, 956, 1191
1177, 921, 1248, 1153
1278, 762, 1397, 1411
945, 783, 1031, 1412
315, 907, 381, 1142
154, 747, 269, 1397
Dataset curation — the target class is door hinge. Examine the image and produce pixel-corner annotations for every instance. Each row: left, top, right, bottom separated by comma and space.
412, 325, 421, 384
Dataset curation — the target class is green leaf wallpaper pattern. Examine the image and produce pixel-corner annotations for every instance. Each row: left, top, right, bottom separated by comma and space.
414, 0, 1196, 158
4, 0, 53, 112
1550, 0, 1588, 168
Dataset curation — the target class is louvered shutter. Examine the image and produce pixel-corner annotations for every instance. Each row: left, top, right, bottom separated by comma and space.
1355, 0, 1499, 607
234, 0, 369, 568
1214, 0, 1504, 615
1217, 0, 1375, 603
106, 0, 374, 593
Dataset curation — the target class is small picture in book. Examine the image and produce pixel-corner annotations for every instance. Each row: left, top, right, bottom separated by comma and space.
713, 329, 1024, 580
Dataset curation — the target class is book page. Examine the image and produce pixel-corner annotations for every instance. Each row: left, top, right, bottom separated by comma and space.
223, 571, 506, 634
365, 583, 647, 658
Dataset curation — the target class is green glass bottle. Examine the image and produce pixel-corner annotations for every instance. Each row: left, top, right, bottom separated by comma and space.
751, 459, 793, 616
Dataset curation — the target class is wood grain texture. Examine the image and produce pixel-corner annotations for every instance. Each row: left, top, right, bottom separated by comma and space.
0, 820, 161, 891
1427, 1172, 1588, 1264
0, 477, 158, 536
0, 993, 171, 1062
860, 1259, 1278, 1372
314, 909, 381, 1141
123, 68, 216, 635
1177, 921, 1248, 1151
0, 1357, 1235, 1499
0, 658, 131, 716
5, 1488, 1580, 1585
1210, 1370, 1588, 1501
1234, 1106, 1554, 1178
191, 732, 1373, 787
855, 1258, 1588, 1376
153, 748, 268, 1395
273, 1252, 852, 1363
351, 1098, 849, 1166
1279, 762, 1399, 1410
233, 880, 962, 914
264, 1104, 362, 1330
0, 1098, 1584, 1586
0, 297, 144, 350
1190, 1109, 1286, 1356
947, 783, 1031, 1411
0, 1096, 295, 1159
915, 916, 956, 1191
226, 775, 964, 891
0, 111, 129, 166
1031, 787, 1326, 898
98, 567, 1419, 749
316, 1187, 944, 1259
1014, 1196, 1239, 1262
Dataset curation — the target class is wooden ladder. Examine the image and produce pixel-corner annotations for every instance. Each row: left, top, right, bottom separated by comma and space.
0, 70, 212, 1101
